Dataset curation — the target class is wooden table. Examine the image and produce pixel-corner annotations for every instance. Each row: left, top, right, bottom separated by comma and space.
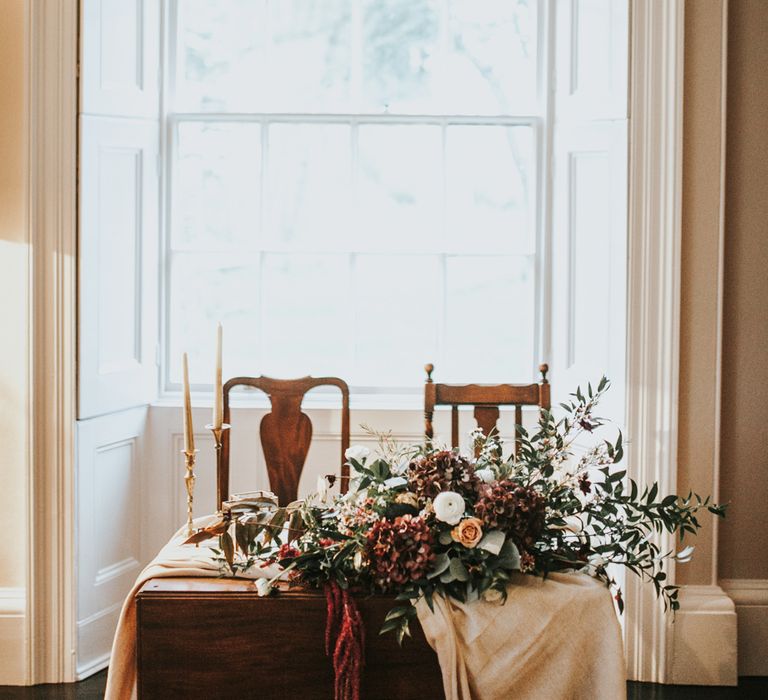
136, 578, 444, 700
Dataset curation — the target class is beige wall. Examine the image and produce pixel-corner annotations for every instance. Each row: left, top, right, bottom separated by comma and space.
678, 0, 768, 585
718, 0, 768, 581
678, 0, 727, 587
0, 0, 28, 590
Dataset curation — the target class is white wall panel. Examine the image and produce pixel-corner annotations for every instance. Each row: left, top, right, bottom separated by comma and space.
76, 407, 148, 678
79, 116, 159, 418
81, 0, 160, 118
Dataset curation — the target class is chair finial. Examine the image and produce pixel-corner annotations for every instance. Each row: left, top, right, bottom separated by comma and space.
539, 363, 549, 384
425, 363, 434, 383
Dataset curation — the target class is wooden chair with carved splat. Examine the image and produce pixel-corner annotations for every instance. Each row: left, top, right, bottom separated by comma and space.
219, 376, 350, 509
423, 363, 551, 456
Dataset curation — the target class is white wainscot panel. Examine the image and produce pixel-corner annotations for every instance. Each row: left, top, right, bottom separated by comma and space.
76, 407, 148, 678
81, 0, 159, 117
79, 116, 158, 419
556, 0, 629, 120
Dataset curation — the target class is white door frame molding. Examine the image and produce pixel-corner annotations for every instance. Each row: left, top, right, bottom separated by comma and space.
25, 0, 78, 684
623, 0, 686, 682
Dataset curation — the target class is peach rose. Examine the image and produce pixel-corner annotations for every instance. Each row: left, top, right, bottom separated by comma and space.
451, 517, 484, 548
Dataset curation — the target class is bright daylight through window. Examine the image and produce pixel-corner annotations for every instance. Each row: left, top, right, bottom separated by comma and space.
166, 0, 543, 392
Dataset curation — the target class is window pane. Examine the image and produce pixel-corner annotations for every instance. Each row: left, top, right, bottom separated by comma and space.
353, 255, 440, 386
265, 124, 352, 251
168, 252, 261, 384
361, 0, 441, 113
177, 0, 268, 112
177, 0, 352, 112
178, 0, 538, 115
260, 254, 351, 377
444, 255, 534, 382
444, 0, 538, 114
357, 125, 442, 252
265, 0, 353, 112
174, 122, 261, 250
446, 125, 535, 254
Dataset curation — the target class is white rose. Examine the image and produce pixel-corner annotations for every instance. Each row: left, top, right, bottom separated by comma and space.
475, 468, 495, 484
433, 491, 466, 525
345, 445, 371, 463
255, 578, 273, 597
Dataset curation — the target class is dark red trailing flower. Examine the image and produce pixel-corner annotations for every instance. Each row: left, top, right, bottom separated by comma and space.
474, 481, 546, 553
579, 417, 599, 432
277, 543, 300, 560
578, 473, 592, 495
366, 515, 435, 591
407, 450, 479, 500
325, 581, 365, 700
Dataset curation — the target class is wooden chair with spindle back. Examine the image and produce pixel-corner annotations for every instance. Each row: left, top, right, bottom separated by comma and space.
219, 376, 350, 509
423, 363, 551, 455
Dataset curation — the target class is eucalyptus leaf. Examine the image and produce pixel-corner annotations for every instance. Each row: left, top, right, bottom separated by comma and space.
478, 530, 506, 556
496, 540, 521, 571
428, 552, 451, 579
449, 557, 469, 582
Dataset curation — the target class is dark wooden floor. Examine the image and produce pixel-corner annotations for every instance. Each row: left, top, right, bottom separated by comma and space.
0, 671, 766, 699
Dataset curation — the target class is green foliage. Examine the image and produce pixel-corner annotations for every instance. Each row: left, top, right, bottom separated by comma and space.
202, 376, 726, 642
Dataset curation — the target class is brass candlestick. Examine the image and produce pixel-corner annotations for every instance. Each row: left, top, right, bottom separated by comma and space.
182, 448, 199, 538
206, 423, 231, 511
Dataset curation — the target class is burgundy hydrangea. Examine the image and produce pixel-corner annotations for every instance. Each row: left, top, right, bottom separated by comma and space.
407, 450, 479, 500
366, 515, 435, 591
474, 481, 546, 552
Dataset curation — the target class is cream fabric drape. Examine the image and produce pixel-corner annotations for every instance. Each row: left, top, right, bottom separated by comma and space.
416, 572, 627, 700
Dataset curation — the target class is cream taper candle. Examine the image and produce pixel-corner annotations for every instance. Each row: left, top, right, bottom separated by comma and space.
182, 352, 194, 453
213, 322, 223, 429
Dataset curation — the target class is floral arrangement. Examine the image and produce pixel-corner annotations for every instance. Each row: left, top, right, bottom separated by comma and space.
188, 378, 724, 699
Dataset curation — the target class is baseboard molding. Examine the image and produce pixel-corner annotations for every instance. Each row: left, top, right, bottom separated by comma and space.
721, 578, 768, 676
667, 584, 737, 686
0, 587, 27, 685
76, 651, 110, 681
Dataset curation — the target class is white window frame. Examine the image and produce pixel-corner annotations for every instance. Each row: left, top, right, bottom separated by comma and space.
157, 0, 554, 405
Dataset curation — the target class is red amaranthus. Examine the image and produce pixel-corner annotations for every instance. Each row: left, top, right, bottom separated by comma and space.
474, 481, 547, 553
366, 515, 435, 591
325, 581, 365, 700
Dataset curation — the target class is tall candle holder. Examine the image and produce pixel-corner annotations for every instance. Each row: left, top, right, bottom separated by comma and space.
206, 422, 231, 511
181, 448, 199, 538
